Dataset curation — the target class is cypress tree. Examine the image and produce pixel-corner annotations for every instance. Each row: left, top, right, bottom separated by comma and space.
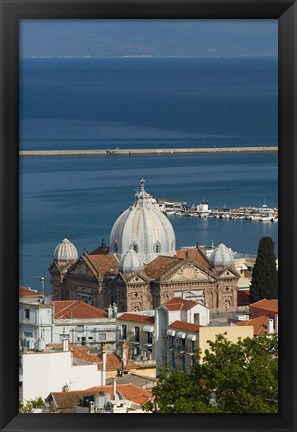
250, 236, 278, 303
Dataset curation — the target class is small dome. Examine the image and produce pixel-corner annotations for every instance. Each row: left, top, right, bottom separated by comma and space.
110, 179, 176, 264
209, 243, 234, 267
119, 248, 144, 273
54, 238, 78, 262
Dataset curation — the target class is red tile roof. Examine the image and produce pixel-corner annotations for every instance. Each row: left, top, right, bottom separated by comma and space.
175, 248, 211, 270
89, 243, 110, 255
53, 301, 107, 319
118, 313, 155, 324
85, 383, 152, 405
144, 255, 182, 279
169, 320, 200, 333
46, 344, 138, 370
50, 384, 152, 409
19, 287, 42, 297
249, 299, 278, 314
236, 316, 270, 335
163, 297, 199, 311
86, 254, 119, 277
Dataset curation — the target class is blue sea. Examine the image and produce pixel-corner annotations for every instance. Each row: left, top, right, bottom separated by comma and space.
19, 57, 278, 292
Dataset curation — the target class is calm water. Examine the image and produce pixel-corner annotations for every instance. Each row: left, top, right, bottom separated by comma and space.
19, 58, 278, 291
20, 57, 278, 151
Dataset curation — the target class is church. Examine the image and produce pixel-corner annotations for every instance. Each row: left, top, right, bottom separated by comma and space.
49, 179, 240, 313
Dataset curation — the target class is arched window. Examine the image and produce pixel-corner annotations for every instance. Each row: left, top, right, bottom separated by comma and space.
114, 241, 118, 252
154, 242, 161, 254
132, 242, 138, 253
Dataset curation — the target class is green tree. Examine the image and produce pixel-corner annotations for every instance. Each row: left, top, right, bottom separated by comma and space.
19, 397, 45, 413
146, 334, 278, 414
250, 236, 278, 303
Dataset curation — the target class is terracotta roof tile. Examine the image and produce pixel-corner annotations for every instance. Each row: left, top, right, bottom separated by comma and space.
236, 316, 270, 335
90, 243, 110, 255
175, 248, 211, 270
249, 299, 278, 314
50, 391, 87, 409
118, 313, 155, 324
46, 344, 137, 370
51, 384, 152, 408
163, 297, 199, 311
169, 320, 200, 332
144, 255, 182, 279
85, 383, 152, 405
19, 287, 42, 297
53, 300, 107, 319
86, 254, 119, 277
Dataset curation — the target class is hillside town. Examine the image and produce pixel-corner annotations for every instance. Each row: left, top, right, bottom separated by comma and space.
19, 179, 278, 414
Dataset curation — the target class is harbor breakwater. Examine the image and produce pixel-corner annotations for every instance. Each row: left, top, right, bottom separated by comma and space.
19, 146, 278, 157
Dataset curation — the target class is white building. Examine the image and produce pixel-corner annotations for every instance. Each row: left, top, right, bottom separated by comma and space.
19, 339, 105, 403
154, 297, 210, 368
19, 287, 117, 351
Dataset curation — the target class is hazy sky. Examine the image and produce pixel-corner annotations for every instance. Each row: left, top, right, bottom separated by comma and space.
20, 19, 278, 58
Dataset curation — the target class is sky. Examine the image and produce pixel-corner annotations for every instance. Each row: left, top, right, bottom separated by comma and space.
20, 19, 278, 58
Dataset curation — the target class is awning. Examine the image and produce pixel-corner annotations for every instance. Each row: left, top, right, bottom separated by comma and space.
176, 331, 186, 339
143, 325, 154, 333
186, 334, 197, 341
166, 329, 176, 336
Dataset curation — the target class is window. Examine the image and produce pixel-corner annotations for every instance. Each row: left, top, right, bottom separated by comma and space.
171, 352, 175, 370
132, 242, 138, 253
122, 324, 127, 340
169, 335, 175, 349
25, 309, 30, 319
24, 332, 33, 338
147, 332, 153, 345
191, 340, 195, 353
135, 326, 140, 343
98, 333, 106, 342
154, 242, 161, 253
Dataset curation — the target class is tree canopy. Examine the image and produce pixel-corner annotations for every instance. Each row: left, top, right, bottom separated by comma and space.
19, 397, 45, 413
250, 236, 278, 303
144, 334, 278, 414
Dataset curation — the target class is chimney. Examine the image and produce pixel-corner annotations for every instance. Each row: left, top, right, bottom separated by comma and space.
121, 340, 128, 369
108, 305, 113, 319
112, 377, 117, 400
112, 303, 118, 318
101, 351, 106, 386
62, 338, 69, 352
89, 401, 95, 413
274, 314, 278, 333
267, 318, 274, 334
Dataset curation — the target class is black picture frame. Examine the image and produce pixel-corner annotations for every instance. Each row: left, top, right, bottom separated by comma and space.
0, 1, 296, 431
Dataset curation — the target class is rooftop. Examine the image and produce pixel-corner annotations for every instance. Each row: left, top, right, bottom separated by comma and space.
118, 313, 155, 324
53, 300, 107, 319
250, 299, 278, 314
169, 320, 200, 333
163, 297, 200, 311
236, 315, 270, 335
19, 286, 43, 297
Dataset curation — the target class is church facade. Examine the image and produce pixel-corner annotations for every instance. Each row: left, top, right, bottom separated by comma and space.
49, 180, 240, 313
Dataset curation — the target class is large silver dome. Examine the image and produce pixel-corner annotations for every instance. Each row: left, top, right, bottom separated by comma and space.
110, 179, 176, 264
209, 243, 234, 267
54, 238, 78, 262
